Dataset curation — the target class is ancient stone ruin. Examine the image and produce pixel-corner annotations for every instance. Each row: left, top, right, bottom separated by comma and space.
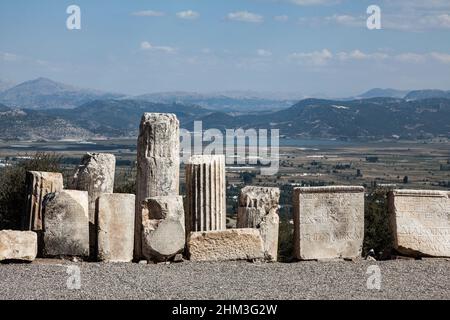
0, 230, 37, 262
141, 196, 185, 262
188, 229, 265, 262
42, 190, 89, 258
293, 186, 365, 260
25, 171, 63, 231
237, 186, 280, 262
135, 113, 180, 259
97, 193, 135, 262
389, 189, 450, 258
70, 153, 116, 257
185, 155, 226, 235
2, 112, 450, 267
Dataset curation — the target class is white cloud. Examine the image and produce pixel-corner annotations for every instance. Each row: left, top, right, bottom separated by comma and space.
0, 52, 19, 62
274, 15, 289, 22
430, 52, 450, 64
176, 10, 200, 20
227, 11, 264, 23
257, 49, 272, 57
132, 10, 165, 17
288, 49, 450, 67
140, 41, 176, 53
289, 49, 333, 66
337, 50, 388, 61
394, 53, 427, 63
289, 0, 339, 5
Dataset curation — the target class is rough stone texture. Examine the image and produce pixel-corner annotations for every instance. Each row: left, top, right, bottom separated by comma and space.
237, 186, 280, 262
0, 230, 37, 262
293, 186, 365, 261
97, 193, 135, 262
185, 155, 226, 235
42, 190, 89, 258
70, 153, 116, 257
25, 171, 63, 231
389, 189, 450, 257
188, 229, 265, 262
135, 113, 180, 259
141, 196, 185, 262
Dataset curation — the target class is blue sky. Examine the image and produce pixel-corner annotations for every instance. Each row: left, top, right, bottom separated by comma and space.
1, 0, 450, 96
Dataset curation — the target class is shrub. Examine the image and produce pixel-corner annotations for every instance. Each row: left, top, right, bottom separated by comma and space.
363, 187, 393, 258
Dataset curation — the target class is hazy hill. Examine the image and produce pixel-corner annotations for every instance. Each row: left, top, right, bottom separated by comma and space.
357, 88, 409, 99
0, 78, 124, 109
135, 91, 297, 113
405, 90, 450, 100
0, 80, 16, 92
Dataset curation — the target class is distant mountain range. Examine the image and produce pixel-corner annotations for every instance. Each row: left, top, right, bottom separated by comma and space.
2, 77, 450, 111
1, 97, 450, 141
0, 78, 124, 109
1, 77, 450, 141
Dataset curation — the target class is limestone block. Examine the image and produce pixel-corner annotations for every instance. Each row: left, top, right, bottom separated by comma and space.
237, 186, 280, 262
70, 153, 115, 257
188, 229, 265, 262
0, 230, 37, 262
97, 193, 135, 262
141, 196, 185, 262
42, 190, 89, 258
389, 189, 450, 257
293, 186, 365, 260
135, 113, 180, 258
25, 171, 63, 231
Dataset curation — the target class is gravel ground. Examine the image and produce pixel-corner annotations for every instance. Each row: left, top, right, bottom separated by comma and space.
0, 259, 449, 300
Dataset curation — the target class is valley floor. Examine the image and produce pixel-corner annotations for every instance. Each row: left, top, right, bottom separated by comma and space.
0, 259, 448, 300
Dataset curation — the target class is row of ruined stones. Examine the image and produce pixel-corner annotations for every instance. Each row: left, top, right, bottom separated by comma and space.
1, 113, 449, 263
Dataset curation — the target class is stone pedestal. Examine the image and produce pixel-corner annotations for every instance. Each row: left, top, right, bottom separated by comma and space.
237, 186, 280, 261
70, 153, 115, 258
97, 193, 135, 262
293, 186, 365, 260
188, 229, 265, 262
141, 196, 185, 262
389, 189, 450, 257
185, 155, 226, 235
25, 171, 63, 231
42, 190, 89, 258
135, 113, 180, 258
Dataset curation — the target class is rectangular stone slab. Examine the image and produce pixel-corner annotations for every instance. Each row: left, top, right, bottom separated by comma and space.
42, 190, 89, 258
389, 189, 450, 257
97, 193, 135, 262
0, 230, 37, 262
293, 186, 365, 260
188, 229, 264, 262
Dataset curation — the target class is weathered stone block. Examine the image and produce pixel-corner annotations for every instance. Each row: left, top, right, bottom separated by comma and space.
142, 196, 185, 262
188, 229, 265, 262
237, 186, 280, 262
42, 190, 89, 258
135, 113, 180, 259
0, 230, 37, 262
389, 189, 450, 257
70, 153, 116, 257
97, 193, 135, 262
25, 171, 63, 231
293, 186, 365, 260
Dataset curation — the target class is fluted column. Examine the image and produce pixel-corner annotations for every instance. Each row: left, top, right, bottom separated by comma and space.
185, 155, 226, 234
135, 113, 180, 259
